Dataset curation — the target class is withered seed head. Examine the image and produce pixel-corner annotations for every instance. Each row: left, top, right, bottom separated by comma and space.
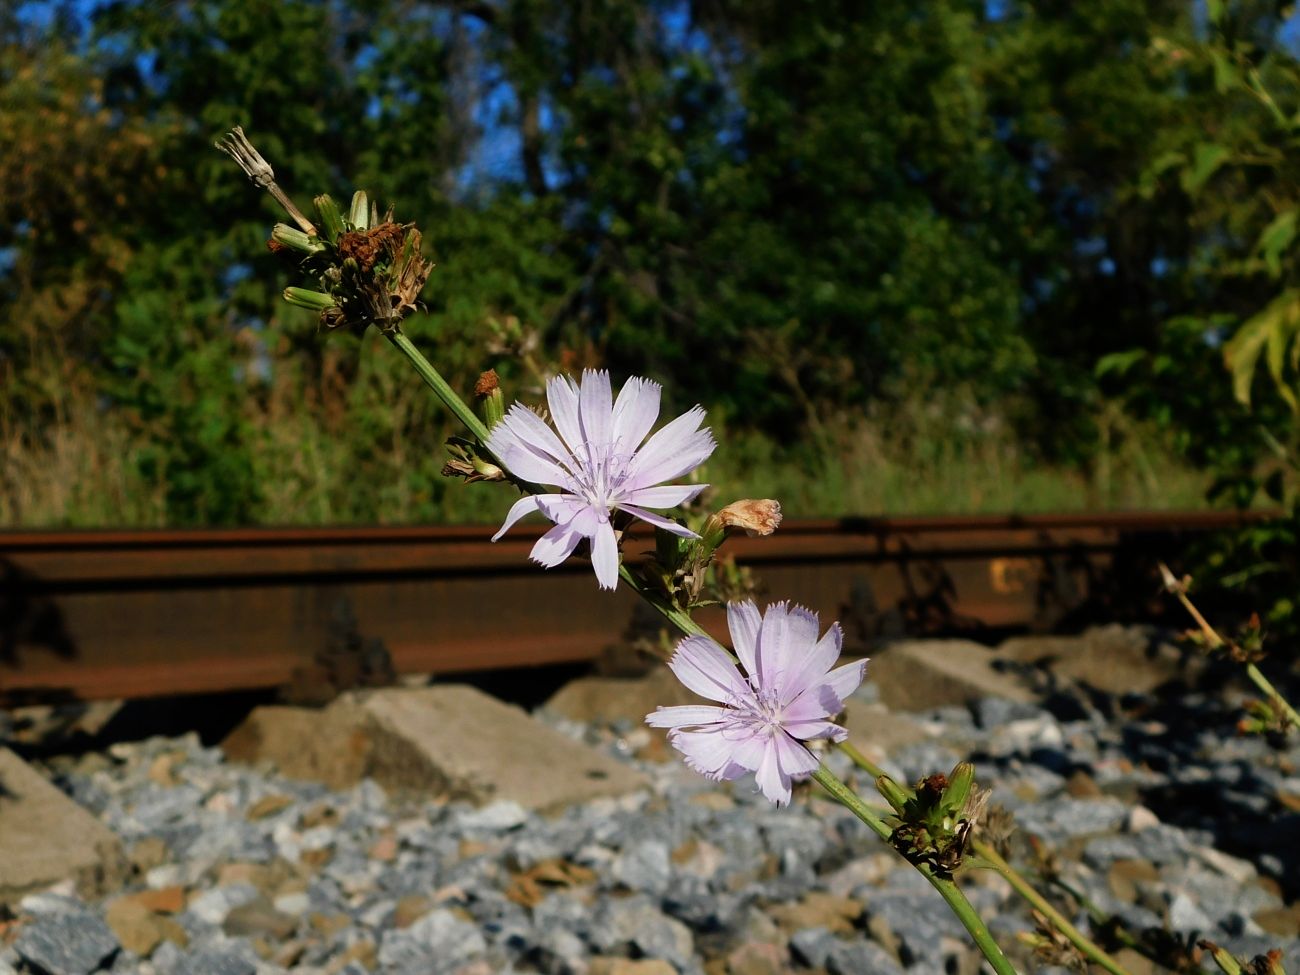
475, 369, 501, 397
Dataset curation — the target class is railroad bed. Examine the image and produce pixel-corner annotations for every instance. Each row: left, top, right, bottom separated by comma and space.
0, 512, 1263, 704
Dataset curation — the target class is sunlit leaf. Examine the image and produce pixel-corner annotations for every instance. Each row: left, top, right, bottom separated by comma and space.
1095, 349, 1147, 378
1224, 289, 1300, 410
1256, 210, 1297, 278
1181, 143, 1231, 194
1210, 50, 1240, 93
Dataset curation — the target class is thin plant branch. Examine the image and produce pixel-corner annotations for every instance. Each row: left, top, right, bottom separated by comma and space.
1158, 561, 1300, 731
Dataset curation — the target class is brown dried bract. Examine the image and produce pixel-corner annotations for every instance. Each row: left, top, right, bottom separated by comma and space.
337, 222, 406, 272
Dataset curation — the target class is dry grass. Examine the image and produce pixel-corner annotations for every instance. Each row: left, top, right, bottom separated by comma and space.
0, 388, 1211, 528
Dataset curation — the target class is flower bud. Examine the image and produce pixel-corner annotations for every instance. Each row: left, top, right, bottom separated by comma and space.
875, 775, 911, 815
349, 190, 372, 231
1197, 939, 1246, 975
271, 223, 326, 254
717, 499, 783, 537
283, 287, 337, 311
943, 762, 975, 814
472, 457, 505, 481
314, 194, 346, 243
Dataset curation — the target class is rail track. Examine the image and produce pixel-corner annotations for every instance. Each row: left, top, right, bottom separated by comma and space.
0, 511, 1264, 704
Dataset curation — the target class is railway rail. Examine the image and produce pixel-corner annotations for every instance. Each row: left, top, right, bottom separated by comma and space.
0, 511, 1265, 704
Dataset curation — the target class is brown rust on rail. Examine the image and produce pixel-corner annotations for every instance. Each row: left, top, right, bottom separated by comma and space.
0, 511, 1267, 703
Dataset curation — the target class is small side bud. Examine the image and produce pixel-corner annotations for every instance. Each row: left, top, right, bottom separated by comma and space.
1198, 940, 1246, 975
717, 499, 783, 537
876, 775, 911, 815
476, 369, 505, 429
272, 223, 326, 255
283, 287, 337, 311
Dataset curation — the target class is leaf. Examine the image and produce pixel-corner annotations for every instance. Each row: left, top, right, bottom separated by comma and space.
1181, 143, 1231, 194
1265, 304, 1300, 411
1210, 50, 1240, 94
1256, 209, 1297, 278
1223, 289, 1300, 409
1095, 348, 1147, 378
1138, 150, 1185, 198
1206, 0, 1226, 26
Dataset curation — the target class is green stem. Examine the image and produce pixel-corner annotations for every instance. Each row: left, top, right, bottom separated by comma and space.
387, 326, 1014, 975
1245, 661, 1300, 729
617, 563, 708, 638
975, 844, 1132, 975
837, 742, 1131, 975
388, 330, 493, 446
811, 767, 1019, 975
1159, 561, 1300, 732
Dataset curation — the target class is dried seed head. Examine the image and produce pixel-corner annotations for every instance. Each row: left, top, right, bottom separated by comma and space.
475, 369, 501, 397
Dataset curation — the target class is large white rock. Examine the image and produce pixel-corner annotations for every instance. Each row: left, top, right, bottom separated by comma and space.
224, 684, 649, 811
0, 748, 126, 902
868, 639, 1037, 711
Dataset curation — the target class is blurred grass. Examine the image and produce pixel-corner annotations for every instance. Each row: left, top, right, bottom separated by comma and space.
0, 391, 1211, 529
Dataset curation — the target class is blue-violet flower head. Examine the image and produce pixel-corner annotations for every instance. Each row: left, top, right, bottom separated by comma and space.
487, 369, 715, 590
647, 600, 868, 805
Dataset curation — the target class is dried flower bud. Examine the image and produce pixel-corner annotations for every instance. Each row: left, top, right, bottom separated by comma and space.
475, 369, 500, 396
475, 370, 505, 429
717, 499, 783, 537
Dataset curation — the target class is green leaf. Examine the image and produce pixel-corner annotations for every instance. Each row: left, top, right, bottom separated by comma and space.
1138, 150, 1185, 198
1095, 348, 1147, 378
1181, 143, 1231, 195
1224, 289, 1300, 409
1210, 50, 1240, 94
1256, 210, 1297, 278
1265, 303, 1300, 411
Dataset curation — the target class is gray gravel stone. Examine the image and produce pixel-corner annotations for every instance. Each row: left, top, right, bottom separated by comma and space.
864, 891, 964, 971
13, 907, 118, 975
592, 897, 694, 968
611, 838, 672, 896
1167, 892, 1215, 934
826, 938, 906, 975
532, 926, 588, 975
171, 944, 258, 975
789, 927, 837, 968
379, 908, 489, 972
1015, 797, 1128, 842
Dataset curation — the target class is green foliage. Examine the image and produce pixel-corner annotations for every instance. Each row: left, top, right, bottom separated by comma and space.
1, 0, 1296, 532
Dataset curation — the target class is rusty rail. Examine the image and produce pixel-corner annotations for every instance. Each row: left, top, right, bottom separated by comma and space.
0, 512, 1262, 703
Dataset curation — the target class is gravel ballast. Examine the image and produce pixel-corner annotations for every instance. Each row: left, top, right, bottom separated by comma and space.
2, 655, 1299, 975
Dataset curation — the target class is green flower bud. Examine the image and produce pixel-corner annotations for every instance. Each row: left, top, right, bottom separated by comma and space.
283, 287, 337, 311
314, 194, 346, 243
944, 762, 975, 814
876, 775, 911, 815
271, 223, 326, 254
1198, 939, 1246, 975
349, 190, 371, 231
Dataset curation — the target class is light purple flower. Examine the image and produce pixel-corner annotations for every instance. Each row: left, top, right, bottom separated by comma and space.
487, 369, 716, 590
646, 601, 867, 805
